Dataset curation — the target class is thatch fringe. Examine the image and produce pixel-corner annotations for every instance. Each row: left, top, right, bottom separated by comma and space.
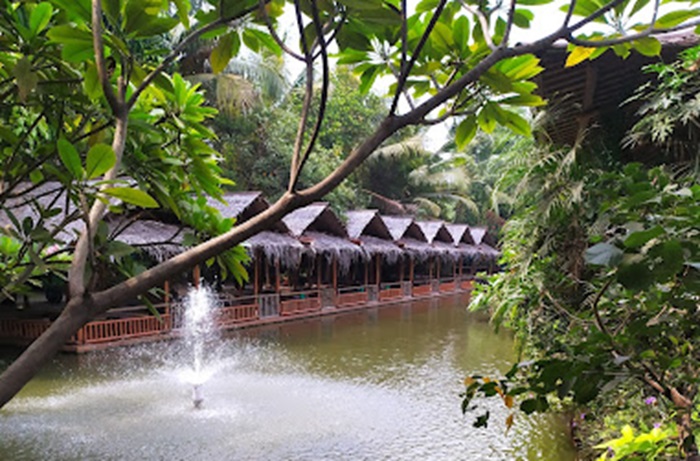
114, 220, 185, 263
303, 231, 366, 274
243, 230, 306, 269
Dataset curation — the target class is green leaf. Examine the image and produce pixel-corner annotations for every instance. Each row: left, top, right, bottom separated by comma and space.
57, 137, 84, 179
632, 37, 661, 57
455, 115, 477, 150
415, 0, 439, 12
12, 58, 38, 102
173, 0, 190, 29
453, 16, 470, 54
513, 9, 533, 28
629, 0, 650, 17
86, 144, 116, 179
106, 240, 135, 257
210, 32, 240, 74
655, 9, 700, 29
617, 261, 653, 290
359, 65, 380, 94
500, 94, 546, 107
102, 187, 159, 208
623, 226, 664, 248
30, 3, 54, 37
83, 62, 101, 100
477, 104, 497, 134
566, 46, 596, 67
585, 242, 623, 266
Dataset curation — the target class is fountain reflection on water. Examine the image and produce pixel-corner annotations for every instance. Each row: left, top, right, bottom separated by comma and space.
0, 294, 576, 461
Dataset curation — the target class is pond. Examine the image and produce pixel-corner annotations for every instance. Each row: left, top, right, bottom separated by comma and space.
0, 294, 576, 460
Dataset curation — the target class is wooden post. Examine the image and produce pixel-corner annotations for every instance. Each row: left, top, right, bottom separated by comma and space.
275, 259, 281, 293
429, 256, 433, 281
317, 255, 322, 288
364, 260, 369, 287
436, 257, 441, 282
399, 257, 404, 282
254, 252, 260, 296
164, 280, 170, 316
332, 256, 338, 294
409, 258, 414, 286
193, 265, 201, 288
375, 254, 381, 288
453, 257, 457, 281
458, 256, 463, 279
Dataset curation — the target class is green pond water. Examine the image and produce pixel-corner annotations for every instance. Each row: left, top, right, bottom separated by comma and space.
0, 294, 576, 460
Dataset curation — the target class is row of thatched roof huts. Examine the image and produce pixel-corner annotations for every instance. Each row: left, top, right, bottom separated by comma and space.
112, 191, 500, 276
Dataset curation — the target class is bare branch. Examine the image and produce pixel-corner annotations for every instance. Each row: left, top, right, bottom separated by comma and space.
501, 0, 517, 47
290, 0, 331, 192
569, 19, 700, 47
258, 0, 305, 61
288, 0, 314, 191
460, 1, 496, 51
91, 0, 121, 114
390, 0, 448, 115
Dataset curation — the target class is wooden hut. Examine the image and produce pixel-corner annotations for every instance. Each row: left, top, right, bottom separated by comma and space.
416, 221, 460, 293
281, 203, 365, 314
381, 215, 439, 297
345, 210, 405, 303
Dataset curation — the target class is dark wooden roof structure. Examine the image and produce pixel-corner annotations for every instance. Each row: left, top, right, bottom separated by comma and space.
535, 30, 697, 148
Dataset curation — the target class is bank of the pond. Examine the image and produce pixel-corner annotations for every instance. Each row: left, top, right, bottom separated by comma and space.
0, 296, 576, 460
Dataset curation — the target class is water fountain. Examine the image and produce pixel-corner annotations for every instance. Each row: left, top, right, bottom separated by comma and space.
181, 285, 219, 409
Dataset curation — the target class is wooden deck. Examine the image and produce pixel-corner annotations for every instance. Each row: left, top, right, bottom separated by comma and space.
0, 280, 473, 353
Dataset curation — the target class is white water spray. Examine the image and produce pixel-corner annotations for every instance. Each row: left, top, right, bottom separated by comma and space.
182, 285, 219, 409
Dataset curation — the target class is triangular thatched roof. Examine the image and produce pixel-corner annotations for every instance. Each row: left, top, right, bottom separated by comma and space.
381, 215, 427, 242
345, 209, 393, 240
416, 221, 452, 244
283, 202, 347, 237
445, 224, 475, 245
208, 191, 287, 232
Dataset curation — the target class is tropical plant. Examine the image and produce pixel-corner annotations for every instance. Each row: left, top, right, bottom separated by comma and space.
0, 0, 696, 412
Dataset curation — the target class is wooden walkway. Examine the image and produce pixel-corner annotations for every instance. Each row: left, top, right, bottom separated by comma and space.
0, 279, 472, 353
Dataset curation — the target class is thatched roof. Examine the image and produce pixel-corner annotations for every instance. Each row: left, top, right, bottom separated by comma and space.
208, 191, 287, 232
345, 209, 393, 240
416, 221, 453, 244
358, 235, 403, 265
302, 231, 366, 273
283, 202, 347, 237
243, 230, 306, 269
0, 182, 81, 242
381, 215, 427, 242
112, 220, 186, 262
446, 224, 475, 245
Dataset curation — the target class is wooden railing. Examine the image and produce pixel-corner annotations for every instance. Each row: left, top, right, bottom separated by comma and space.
0, 318, 50, 342
460, 280, 473, 290
412, 284, 433, 297
216, 303, 259, 328
72, 314, 171, 345
439, 281, 457, 292
337, 286, 368, 307
280, 291, 321, 316
379, 283, 403, 301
